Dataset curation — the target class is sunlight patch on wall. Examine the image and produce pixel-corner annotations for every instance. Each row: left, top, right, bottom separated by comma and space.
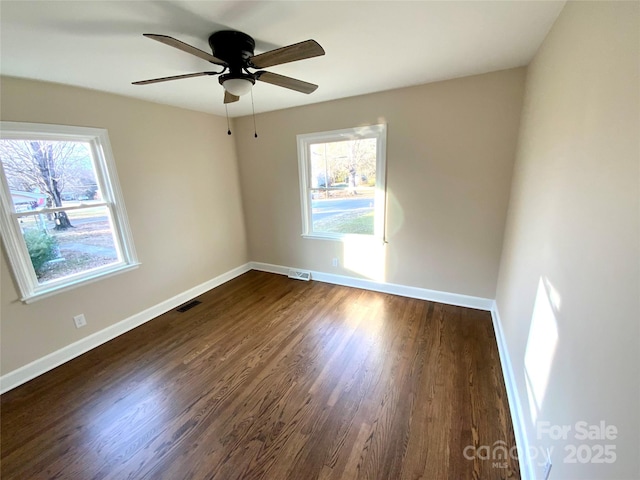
342, 237, 386, 281
385, 189, 405, 238
524, 277, 560, 424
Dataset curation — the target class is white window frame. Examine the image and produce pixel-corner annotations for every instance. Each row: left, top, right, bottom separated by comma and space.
0, 121, 139, 303
297, 124, 387, 242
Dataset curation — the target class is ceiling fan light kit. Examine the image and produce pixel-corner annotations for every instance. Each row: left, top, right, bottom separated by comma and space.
133, 30, 325, 133
220, 75, 255, 96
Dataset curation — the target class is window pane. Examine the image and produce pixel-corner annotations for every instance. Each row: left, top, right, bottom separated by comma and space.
310, 138, 377, 190
311, 193, 375, 235
18, 206, 120, 284
0, 139, 100, 213
308, 138, 377, 235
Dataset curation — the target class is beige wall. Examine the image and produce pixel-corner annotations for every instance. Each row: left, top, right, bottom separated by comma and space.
233, 68, 525, 299
0, 77, 248, 374
495, 2, 639, 478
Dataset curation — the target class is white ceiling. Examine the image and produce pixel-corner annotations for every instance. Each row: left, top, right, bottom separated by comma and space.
0, 1, 565, 118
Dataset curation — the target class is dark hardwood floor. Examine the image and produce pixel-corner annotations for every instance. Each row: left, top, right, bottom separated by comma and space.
1, 271, 519, 479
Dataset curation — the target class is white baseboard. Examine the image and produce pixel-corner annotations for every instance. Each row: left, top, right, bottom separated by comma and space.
491, 302, 534, 480
249, 261, 493, 311
0, 263, 252, 394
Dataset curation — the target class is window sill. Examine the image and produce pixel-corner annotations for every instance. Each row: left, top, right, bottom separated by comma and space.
21, 262, 141, 304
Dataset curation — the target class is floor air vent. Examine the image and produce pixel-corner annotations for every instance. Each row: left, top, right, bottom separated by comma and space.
176, 300, 202, 312
288, 269, 311, 281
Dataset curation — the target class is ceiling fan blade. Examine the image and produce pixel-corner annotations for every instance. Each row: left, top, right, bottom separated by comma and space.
249, 40, 325, 69
143, 33, 227, 66
224, 91, 240, 104
132, 71, 219, 85
255, 71, 318, 94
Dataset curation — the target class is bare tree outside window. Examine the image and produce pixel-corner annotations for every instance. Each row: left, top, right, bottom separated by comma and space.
0, 140, 98, 229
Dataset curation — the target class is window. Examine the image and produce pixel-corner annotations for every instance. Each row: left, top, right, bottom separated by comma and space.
297, 124, 387, 241
0, 122, 139, 302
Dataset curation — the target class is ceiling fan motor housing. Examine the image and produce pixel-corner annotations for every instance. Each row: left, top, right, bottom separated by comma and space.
208, 31, 256, 71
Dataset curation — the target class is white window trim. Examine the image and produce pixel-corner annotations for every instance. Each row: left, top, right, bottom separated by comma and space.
0, 121, 140, 303
297, 124, 387, 242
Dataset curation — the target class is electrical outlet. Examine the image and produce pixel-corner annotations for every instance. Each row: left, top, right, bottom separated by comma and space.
332, 257, 339, 267
73, 314, 87, 328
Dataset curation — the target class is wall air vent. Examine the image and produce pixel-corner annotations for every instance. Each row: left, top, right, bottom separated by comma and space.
176, 300, 202, 312
288, 269, 311, 281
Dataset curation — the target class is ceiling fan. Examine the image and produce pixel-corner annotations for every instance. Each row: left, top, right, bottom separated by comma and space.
132, 31, 325, 104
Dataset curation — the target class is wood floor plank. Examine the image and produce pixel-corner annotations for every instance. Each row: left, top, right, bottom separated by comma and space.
1, 271, 519, 479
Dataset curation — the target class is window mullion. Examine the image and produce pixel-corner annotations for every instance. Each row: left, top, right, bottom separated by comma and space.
12, 201, 111, 218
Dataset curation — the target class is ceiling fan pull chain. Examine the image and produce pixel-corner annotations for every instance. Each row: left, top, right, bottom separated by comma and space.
251, 89, 258, 138
225, 104, 232, 135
